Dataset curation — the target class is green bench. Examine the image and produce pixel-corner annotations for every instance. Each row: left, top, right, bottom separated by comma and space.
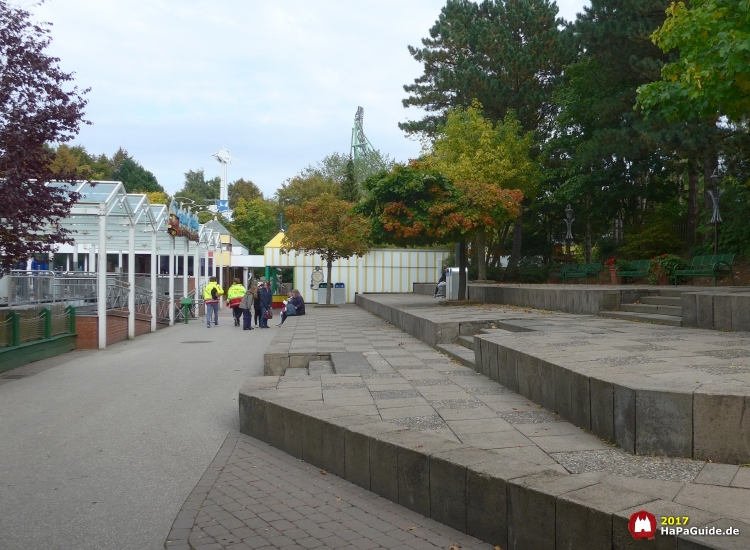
673, 254, 736, 286
616, 259, 650, 281
559, 263, 601, 284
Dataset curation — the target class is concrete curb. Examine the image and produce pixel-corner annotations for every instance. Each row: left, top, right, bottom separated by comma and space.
239, 381, 745, 550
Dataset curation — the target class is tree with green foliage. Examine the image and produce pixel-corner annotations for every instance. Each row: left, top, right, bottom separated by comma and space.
338, 156, 360, 203
175, 169, 221, 204
542, 0, 725, 262
230, 197, 278, 254
401, 0, 571, 138
282, 194, 370, 304
228, 178, 263, 209
50, 145, 113, 180
637, 0, 750, 122
275, 174, 338, 210
299, 150, 395, 187
429, 104, 533, 279
113, 156, 162, 193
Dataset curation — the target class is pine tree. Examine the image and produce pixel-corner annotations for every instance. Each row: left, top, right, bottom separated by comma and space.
338, 156, 360, 203
400, 0, 571, 138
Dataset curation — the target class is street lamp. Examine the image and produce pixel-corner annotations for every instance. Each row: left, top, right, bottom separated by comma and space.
708, 170, 723, 255
564, 204, 574, 263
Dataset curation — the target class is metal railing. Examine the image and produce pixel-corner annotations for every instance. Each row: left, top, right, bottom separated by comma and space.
1, 271, 188, 308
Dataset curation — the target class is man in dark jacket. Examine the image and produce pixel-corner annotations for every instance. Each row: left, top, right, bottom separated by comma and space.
258, 282, 273, 328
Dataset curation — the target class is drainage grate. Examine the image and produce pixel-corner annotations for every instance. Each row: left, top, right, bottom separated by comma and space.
180, 341, 213, 344
1, 375, 27, 379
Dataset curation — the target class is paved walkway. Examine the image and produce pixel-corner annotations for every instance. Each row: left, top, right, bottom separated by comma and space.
0, 309, 275, 550
166, 432, 490, 550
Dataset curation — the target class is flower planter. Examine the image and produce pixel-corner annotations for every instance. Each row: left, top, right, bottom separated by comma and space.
608, 266, 620, 285
658, 273, 669, 285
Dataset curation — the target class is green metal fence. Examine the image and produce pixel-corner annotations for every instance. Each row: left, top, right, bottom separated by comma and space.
2, 304, 76, 349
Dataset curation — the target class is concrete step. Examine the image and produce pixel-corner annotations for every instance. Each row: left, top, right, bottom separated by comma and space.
654, 288, 684, 297
437, 343, 476, 368
620, 303, 682, 316
284, 367, 308, 377
640, 296, 682, 306
456, 335, 474, 351
598, 310, 682, 326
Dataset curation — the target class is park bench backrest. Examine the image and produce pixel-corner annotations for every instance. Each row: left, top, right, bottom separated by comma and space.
696, 256, 714, 268
630, 260, 649, 270
714, 254, 735, 267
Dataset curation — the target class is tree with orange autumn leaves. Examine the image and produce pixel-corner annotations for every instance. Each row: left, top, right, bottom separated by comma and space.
281, 193, 370, 305
359, 105, 534, 298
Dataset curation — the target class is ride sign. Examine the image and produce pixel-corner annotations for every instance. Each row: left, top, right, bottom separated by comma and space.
167, 200, 200, 242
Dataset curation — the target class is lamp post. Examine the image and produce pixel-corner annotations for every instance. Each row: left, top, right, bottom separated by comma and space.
708, 170, 723, 255
564, 204, 575, 263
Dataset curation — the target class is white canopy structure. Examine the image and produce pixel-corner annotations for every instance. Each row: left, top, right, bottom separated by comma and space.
45, 181, 220, 348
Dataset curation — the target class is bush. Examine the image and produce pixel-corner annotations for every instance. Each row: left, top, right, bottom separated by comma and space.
619, 202, 684, 259
518, 256, 557, 283
647, 254, 688, 284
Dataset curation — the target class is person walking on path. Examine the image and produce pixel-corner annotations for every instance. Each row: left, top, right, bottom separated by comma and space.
251, 284, 261, 327
239, 284, 255, 330
258, 282, 272, 329
226, 278, 245, 327
278, 289, 305, 326
203, 276, 223, 328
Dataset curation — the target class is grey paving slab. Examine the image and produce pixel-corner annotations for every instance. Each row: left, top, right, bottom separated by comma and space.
166, 432, 486, 550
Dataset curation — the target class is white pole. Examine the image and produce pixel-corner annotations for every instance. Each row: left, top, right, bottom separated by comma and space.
193, 240, 200, 299
243, 267, 248, 288
72, 243, 78, 272
183, 237, 189, 299
88, 246, 95, 273
218, 236, 224, 308
150, 231, 157, 332
204, 243, 209, 320
128, 223, 135, 339
97, 204, 107, 349
169, 235, 175, 326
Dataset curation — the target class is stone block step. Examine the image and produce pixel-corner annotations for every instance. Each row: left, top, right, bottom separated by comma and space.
456, 335, 474, 350
620, 303, 682, 316
640, 296, 682, 306
284, 367, 308, 377
436, 343, 476, 368
598, 310, 682, 326
330, 353, 373, 374
308, 360, 334, 375
654, 288, 685, 297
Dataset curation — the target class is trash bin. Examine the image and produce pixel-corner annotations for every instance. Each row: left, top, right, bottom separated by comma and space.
333, 283, 346, 304
317, 282, 330, 304
180, 297, 193, 324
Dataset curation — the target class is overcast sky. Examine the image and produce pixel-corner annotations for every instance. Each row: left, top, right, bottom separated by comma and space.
26, 0, 588, 197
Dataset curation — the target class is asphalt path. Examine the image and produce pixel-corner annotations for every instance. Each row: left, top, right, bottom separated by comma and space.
0, 309, 275, 550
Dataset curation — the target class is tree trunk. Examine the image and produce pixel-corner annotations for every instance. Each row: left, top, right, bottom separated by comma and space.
326, 258, 333, 305
476, 229, 487, 281
687, 162, 699, 245
585, 195, 591, 263
503, 213, 523, 281
458, 239, 467, 300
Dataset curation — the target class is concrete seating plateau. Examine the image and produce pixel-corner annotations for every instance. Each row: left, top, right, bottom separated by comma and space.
244, 299, 750, 549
